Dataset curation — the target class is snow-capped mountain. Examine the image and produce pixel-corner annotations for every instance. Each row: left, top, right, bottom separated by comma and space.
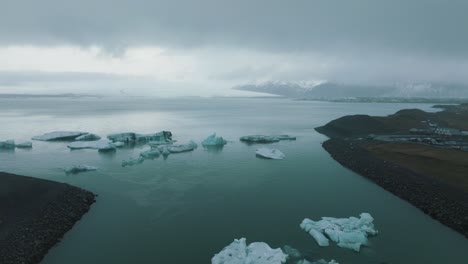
233, 81, 468, 99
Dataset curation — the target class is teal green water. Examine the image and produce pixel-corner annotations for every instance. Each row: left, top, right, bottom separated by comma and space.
0, 97, 466, 263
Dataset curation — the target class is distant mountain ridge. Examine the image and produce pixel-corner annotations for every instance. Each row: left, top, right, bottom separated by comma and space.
233, 81, 468, 99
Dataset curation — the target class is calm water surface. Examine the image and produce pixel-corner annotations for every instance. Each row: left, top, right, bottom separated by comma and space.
0, 97, 466, 263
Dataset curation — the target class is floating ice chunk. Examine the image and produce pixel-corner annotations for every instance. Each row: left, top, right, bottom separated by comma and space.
282, 245, 301, 259
122, 157, 144, 167
240, 135, 280, 143
107, 132, 136, 142
15, 141, 32, 148
136, 131, 173, 142
113, 141, 125, 147
68, 140, 116, 151
240, 134, 296, 143
158, 145, 171, 156
212, 238, 288, 264
140, 149, 161, 159
256, 148, 285, 160
75, 133, 101, 141
64, 165, 97, 174
165, 141, 197, 153
300, 213, 378, 252
108, 131, 173, 143
297, 259, 339, 264
0, 140, 15, 149
202, 133, 227, 147
32, 131, 88, 141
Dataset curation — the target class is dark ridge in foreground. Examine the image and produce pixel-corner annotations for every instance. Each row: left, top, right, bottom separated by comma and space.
321, 139, 468, 238
0, 172, 96, 264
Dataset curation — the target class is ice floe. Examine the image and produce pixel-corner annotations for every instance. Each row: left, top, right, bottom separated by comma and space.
122, 157, 145, 167
15, 141, 33, 148
67, 140, 116, 151
156, 141, 198, 154
202, 133, 227, 147
256, 148, 285, 160
300, 213, 378, 252
0, 140, 15, 149
107, 131, 172, 143
240, 134, 296, 143
140, 149, 161, 159
75, 133, 101, 141
64, 165, 97, 174
212, 238, 288, 264
113, 141, 125, 147
32, 131, 88, 141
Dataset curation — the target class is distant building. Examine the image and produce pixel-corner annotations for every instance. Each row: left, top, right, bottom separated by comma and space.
434, 128, 461, 136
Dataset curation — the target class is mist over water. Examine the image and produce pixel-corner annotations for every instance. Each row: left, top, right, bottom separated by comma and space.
0, 97, 466, 263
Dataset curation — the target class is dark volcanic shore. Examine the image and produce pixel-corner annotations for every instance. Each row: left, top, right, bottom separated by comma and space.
0, 172, 96, 264
316, 104, 468, 238
321, 138, 468, 237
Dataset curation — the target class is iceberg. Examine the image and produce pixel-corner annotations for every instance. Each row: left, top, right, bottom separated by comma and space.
0, 140, 15, 149
212, 238, 288, 264
67, 140, 116, 151
240, 134, 296, 144
75, 133, 101, 141
113, 141, 125, 147
300, 213, 378, 252
202, 133, 227, 147
64, 165, 97, 174
15, 141, 33, 148
122, 157, 145, 167
108, 131, 173, 143
32, 131, 88, 141
240, 135, 280, 143
282, 245, 301, 259
160, 140, 197, 153
140, 149, 161, 159
256, 148, 285, 160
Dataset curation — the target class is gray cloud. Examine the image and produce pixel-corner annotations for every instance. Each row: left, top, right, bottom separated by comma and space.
2, 0, 468, 57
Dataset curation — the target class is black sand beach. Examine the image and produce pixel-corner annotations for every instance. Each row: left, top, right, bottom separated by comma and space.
0, 172, 96, 264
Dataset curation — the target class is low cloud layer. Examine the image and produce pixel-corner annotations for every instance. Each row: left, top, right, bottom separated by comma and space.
1, 0, 468, 95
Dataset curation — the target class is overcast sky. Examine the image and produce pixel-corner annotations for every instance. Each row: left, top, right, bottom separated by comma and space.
1, 0, 468, 96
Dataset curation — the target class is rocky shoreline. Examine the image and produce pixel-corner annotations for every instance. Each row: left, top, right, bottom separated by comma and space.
320, 138, 468, 238
0, 172, 96, 264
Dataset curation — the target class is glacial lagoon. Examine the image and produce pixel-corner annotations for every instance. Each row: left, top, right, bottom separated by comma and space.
1, 97, 467, 263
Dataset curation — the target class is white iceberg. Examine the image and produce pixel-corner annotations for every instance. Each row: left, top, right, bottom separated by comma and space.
202, 133, 227, 147
122, 157, 145, 167
212, 238, 288, 264
300, 213, 378, 252
0, 140, 15, 149
67, 140, 116, 151
75, 133, 101, 141
15, 141, 32, 148
113, 141, 125, 147
162, 140, 197, 153
32, 131, 88, 141
240, 135, 280, 143
140, 149, 161, 159
256, 148, 285, 160
64, 165, 97, 174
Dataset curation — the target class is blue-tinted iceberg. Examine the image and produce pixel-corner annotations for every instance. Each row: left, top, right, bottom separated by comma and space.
32, 131, 88, 141
256, 148, 285, 160
75, 133, 101, 141
202, 133, 227, 147
64, 165, 97, 174
107, 131, 172, 143
67, 140, 116, 151
0, 140, 15, 149
212, 238, 288, 264
300, 213, 378, 252
122, 157, 145, 167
